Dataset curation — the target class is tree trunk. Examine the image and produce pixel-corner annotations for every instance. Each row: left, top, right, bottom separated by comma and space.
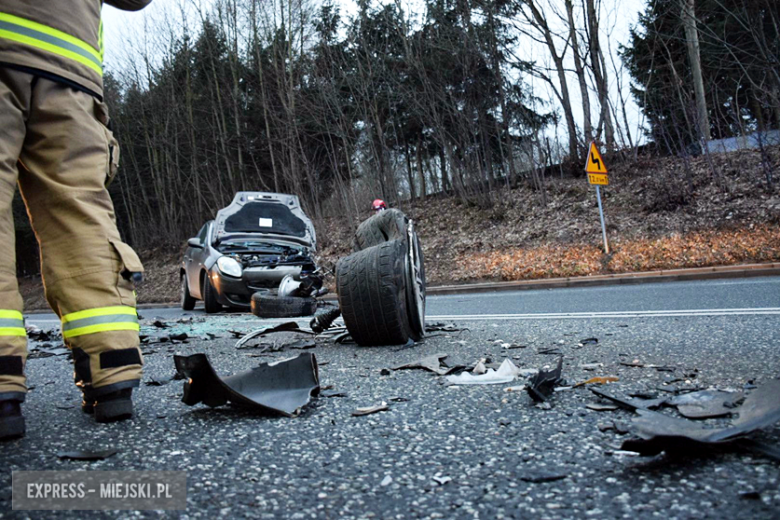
585, 0, 614, 149
681, 0, 711, 141
565, 0, 592, 147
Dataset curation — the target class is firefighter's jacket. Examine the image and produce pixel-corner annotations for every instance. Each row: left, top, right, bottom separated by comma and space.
0, 0, 151, 97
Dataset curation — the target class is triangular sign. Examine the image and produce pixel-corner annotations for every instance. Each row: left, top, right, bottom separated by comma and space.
585, 143, 608, 174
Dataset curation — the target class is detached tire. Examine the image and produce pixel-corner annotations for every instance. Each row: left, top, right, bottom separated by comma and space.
354, 209, 408, 251
336, 240, 410, 346
251, 293, 317, 318
404, 226, 426, 341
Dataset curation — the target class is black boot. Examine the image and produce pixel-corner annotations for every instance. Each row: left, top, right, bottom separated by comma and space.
81, 387, 96, 414
93, 388, 134, 423
0, 400, 25, 441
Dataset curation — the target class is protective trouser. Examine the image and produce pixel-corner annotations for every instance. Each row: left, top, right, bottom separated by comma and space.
0, 66, 143, 402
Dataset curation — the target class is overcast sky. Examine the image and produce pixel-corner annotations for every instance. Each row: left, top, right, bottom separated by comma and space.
102, 0, 649, 146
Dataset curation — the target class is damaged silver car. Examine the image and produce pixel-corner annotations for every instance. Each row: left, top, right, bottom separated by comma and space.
180, 192, 323, 314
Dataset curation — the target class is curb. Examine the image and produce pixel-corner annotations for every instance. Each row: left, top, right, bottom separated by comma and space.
425, 262, 780, 296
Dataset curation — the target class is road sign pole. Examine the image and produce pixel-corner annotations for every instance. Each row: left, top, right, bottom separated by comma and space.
595, 185, 609, 254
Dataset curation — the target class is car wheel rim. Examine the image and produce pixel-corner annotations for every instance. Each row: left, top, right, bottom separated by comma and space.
406, 221, 425, 334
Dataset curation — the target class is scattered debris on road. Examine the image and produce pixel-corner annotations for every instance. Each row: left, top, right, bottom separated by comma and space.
310, 308, 342, 333
586, 403, 620, 411
573, 376, 619, 388
174, 353, 320, 417
446, 359, 525, 386
392, 353, 462, 376
27, 344, 70, 359
352, 402, 389, 416
590, 388, 668, 411
519, 471, 568, 484
669, 389, 744, 419
57, 450, 118, 461
26, 326, 61, 342
526, 357, 564, 402
233, 322, 318, 354
424, 322, 467, 333
620, 379, 780, 458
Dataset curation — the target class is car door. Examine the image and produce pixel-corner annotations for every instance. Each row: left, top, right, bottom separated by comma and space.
187, 223, 210, 299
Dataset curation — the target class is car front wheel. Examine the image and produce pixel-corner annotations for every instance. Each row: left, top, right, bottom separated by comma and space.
181, 274, 196, 311
203, 273, 222, 314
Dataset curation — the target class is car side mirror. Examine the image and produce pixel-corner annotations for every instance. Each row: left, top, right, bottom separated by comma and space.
187, 238, 203, 249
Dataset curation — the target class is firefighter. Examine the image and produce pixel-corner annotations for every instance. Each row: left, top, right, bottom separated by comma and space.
372, 199, 387, 212
0, 0, 152, 440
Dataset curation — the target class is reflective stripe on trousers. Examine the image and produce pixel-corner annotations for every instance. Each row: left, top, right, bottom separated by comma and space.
61, 306, 138, 339
0, 12, 102, 75
0, 310, 25, 337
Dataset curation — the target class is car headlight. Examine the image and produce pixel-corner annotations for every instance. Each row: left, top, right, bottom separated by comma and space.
216, 256, 243, 278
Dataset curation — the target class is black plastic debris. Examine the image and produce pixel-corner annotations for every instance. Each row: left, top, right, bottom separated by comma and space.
310, 308, 341, 333
620, 361, 675, 372
518, 471, 568, 483
578, 338, 599, 346
57, 450, 117, 461
392, 353, 462, 376
145, 377, 173, 387
424, 322, 467, 333
236, 322, 313, 348
736, 439, 780, 462
334, 332, 354, 344
669, 390, 744, 419
590, 388, 667, 411
174, 353, 320, 417
152, 320, 170, 329
621, 379, 780, 456
28, 344, 70, 359
26, 326, 61, 342
526, 357, 564, 402
537, 348, 562, 356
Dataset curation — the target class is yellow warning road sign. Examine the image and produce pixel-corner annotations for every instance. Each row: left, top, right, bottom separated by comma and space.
588, 173, 609, 185
585, 142, 608, 174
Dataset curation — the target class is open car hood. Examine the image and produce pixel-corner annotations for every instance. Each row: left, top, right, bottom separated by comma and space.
214, 192, 316, 250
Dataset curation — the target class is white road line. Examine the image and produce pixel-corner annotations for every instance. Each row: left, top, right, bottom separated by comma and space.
426, 308, 780, 321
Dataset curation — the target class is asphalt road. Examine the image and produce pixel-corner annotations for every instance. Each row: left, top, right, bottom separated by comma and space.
3, 277, 780, 518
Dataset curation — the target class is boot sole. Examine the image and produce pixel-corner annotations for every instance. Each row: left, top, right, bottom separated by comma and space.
94, 399, 133, 423
0, 415, 25, 440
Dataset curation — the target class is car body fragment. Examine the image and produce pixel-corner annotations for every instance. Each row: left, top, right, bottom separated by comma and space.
173, 353, 320, 417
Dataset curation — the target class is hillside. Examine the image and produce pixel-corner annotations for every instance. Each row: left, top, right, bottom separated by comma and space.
19, 147, 780, 310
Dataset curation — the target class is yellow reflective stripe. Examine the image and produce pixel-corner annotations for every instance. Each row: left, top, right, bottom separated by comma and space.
0, 28, 102, 76
62, 306, 137, 323
0, 327, 27, 337
99, 18, 104, 62
0, 12, 101, 61
63, 322, 140, 339
0, 310, 23, 320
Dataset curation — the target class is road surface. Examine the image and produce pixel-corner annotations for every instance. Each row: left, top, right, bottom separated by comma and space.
5, 277, 780, 518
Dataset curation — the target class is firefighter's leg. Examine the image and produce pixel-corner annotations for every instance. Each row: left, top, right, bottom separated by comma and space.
17, 77, 144, 422
0, 68, 30, 439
